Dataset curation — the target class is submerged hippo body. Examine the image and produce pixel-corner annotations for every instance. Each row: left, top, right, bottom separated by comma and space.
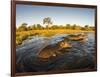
38, 40, 72, 60
64, 33, 87, 41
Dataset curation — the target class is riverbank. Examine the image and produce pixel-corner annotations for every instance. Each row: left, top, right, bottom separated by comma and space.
16, 29, 94, 36
16, 29, 94, 45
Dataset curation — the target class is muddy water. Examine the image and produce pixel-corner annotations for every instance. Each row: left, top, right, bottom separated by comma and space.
16, 32, 96, 73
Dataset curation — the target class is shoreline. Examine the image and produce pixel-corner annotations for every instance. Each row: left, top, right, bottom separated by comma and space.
16, 29, 94, 45
16, 29, 94, 35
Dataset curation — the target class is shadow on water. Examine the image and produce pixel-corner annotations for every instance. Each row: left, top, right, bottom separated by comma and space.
16, 32, 96, 73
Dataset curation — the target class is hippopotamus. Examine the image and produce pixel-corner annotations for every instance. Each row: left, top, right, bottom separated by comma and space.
64, 33, 87, 41
38, 40, 72, 60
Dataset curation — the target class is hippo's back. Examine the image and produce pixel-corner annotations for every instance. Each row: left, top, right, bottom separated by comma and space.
38, 44, 59, 59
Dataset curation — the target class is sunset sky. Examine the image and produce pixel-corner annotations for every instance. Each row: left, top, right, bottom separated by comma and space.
16, 4, 95, 27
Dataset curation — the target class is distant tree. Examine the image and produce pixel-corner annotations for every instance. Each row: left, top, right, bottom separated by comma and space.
81, 27, 85, 30
27, 26, 32, 30
88, 26, 95, 31
85, 25, 89, 28
66, 24, 71, 29
43, 17, 53, 28
90, 26, 95, 31
17, 23, 28, 31
36, 24, 43, 29
51, 25, 59, 29
72, 24, 77, 30
71, 24, 82, 30
84, 25, 89, 30
59, 25, 64, 29
75, 25, 81, 30
22, 23, 27, 26
31, 24, 37, 30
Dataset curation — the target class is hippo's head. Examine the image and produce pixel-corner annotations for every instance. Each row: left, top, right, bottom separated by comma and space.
57, 40, 72, 49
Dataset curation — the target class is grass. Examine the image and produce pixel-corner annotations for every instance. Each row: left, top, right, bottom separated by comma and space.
16, 29, 94, 45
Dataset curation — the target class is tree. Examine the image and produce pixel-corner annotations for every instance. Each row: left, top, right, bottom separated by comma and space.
84, 25, 89, 30
27, 26, 32, 30
36, 24, 43, 29
90, 26, 95, 31
43, 17, 53, 28
66, 24, 71, 29
72, 24, 77, 30
85, 25, 89, 28
31, 24, 37, 30
81, 27, 85, 30
59, 25, 64, 29
17, 23, 28, 31
51, 25, 59, 29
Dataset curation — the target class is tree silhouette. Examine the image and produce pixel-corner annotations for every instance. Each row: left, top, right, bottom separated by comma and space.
17, 23, 28, 31
84, 25, 89, 30
66, 24, 71, 29
43, 17, 52, 28
72, 24, 77, 30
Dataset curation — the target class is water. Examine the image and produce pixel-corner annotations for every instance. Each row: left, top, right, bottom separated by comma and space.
16, 32, 96, 72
